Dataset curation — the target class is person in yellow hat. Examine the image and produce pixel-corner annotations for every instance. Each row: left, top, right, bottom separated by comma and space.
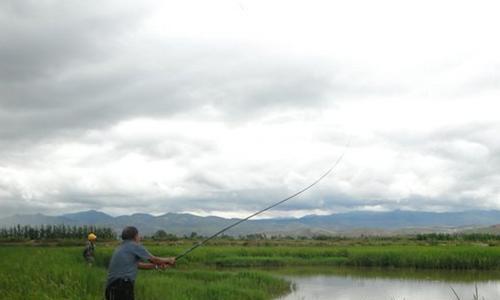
83, 233, 97, 266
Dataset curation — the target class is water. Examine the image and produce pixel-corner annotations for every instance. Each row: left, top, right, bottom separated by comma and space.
276, 268, 500, 300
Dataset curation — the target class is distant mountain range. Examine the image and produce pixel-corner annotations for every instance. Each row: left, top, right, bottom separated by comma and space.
1, 210, 500, 237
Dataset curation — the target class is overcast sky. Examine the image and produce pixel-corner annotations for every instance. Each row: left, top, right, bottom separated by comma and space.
1, 0, 499, 218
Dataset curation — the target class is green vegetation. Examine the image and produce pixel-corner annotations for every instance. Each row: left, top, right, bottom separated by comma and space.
2, 240, 500, 299
416, 233, 500, 242
0, 246, 289, 300
0, 224, 116, 241
344, 245, 500, 269
147, 244, 500, 270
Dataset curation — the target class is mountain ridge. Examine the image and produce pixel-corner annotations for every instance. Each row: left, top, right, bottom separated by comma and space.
1, 209, 499, 237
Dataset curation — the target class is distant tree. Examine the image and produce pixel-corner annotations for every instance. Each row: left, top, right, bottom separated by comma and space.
149, 230, 178, 241
245, 233, 266, 240
153, 230, 168, 240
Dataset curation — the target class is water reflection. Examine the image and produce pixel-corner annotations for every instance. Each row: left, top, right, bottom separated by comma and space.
277, 268, 500, 300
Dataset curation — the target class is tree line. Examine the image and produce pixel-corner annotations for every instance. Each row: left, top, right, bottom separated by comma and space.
0, 224, 116, 241
415, 233, 500, 241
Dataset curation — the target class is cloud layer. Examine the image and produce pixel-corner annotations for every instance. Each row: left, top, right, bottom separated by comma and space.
1, 0, 499, 217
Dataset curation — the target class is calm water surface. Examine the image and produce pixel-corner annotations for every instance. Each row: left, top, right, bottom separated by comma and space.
276, 268, 500, 300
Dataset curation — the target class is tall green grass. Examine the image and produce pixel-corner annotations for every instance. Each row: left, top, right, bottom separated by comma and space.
345, 246, 500, 269
0, 247, 289, 300
146, 244, 500, 270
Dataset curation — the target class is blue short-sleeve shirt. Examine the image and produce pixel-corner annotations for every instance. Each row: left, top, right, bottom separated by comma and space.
106, 240, 153, 286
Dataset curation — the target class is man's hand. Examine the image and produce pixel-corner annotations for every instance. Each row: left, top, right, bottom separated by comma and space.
154, 257, 175, 270
158, 263, 172, 270
150, 256, 176, 267
164, 257, 176, 266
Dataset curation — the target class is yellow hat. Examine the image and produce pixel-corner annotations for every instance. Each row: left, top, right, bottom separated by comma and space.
88, 233, 97, 241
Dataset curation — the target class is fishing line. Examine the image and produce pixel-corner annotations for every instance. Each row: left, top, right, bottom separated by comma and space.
175, 140, 351, 260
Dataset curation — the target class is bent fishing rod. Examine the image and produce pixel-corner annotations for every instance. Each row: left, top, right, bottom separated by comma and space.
175, 144, 349, 260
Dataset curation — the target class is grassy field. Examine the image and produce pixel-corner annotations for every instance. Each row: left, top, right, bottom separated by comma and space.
0, 246, 289, 300
2, 241, 500, 299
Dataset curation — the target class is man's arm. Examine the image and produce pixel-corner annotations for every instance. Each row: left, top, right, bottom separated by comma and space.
131, 243, 176, 266
148, 256, 176, 266
138, 261, 173, 270
138, 262, 157, 270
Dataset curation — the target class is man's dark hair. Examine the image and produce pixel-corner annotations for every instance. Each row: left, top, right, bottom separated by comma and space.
121, 226, 139, 240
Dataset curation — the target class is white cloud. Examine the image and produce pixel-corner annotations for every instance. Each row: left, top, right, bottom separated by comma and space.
1, 0, 500, 217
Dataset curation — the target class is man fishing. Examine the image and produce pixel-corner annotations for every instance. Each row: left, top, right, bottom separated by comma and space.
83, 233, 97, 266
105, 226, 176, 300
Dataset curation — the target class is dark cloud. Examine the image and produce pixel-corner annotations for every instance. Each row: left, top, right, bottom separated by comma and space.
0, 1, 145, 82
0, 1, 374, 146
0, 47, 337, 143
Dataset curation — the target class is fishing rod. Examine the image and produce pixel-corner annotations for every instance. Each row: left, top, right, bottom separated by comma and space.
175, 143, 350, 260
